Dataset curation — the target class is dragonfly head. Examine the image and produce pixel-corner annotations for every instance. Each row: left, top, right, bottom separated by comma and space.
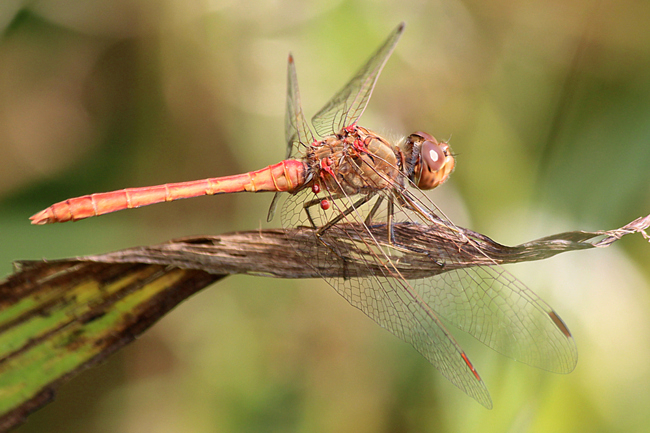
406, 131, 455, 190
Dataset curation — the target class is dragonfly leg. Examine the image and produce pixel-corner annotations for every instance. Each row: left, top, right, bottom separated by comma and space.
302, 197, 320, 229
302, 193, 348, 229
362, 193, 395, 246
315, 193, 376, 235
386, 195, 395, 245
301, 193, 377, 280
363, 195, 384, 227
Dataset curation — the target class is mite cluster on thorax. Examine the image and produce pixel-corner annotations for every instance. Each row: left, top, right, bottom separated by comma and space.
304, 125, 401, 197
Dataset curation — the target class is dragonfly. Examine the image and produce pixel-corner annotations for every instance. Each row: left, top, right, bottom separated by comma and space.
30, 23, 577, 408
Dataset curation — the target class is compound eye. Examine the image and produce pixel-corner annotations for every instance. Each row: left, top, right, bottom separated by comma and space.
421, 140, 445, 171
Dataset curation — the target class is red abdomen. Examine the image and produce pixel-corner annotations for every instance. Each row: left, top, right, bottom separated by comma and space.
30, 160, 306, 224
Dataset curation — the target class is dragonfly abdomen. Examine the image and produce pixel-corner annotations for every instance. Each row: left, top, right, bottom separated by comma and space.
30, 159, 306, 224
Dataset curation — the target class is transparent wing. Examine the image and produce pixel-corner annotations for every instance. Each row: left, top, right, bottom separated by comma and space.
278, 148, 576, 406
384, 176, 578, 374
311, 23, 405, 137
412, 263, 577, 373
280, 186, 493, 409
284, 54, 315, 159
268, 54, 315, 222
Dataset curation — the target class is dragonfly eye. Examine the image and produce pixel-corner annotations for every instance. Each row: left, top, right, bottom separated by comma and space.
421, 140, 445, 171
409, 132, 455, 190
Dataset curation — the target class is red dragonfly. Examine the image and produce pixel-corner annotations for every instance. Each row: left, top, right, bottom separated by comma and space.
31, 23, 576, 408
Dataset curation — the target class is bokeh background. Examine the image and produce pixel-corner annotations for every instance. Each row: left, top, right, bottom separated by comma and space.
2, 0, 650, 432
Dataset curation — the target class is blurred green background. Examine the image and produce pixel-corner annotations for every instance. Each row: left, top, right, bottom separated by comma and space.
2, 0, 650, 431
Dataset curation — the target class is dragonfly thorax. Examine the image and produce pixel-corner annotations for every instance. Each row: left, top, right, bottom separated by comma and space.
306, 127, 401, 196
403, 131, 455, 190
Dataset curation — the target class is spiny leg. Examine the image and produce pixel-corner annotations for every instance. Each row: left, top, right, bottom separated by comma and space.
386, 195, 394, 245
384, 192, 445, 269
302, 192, 348, 229
315, 193, 376, 235
363, 195, 384, 227
303, 193, 377, 280
362, 193, 395, 246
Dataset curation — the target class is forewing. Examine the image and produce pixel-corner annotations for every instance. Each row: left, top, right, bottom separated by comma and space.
269, 54, 315, 222
284, 54, 315, 159
311, 23, 405, 137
